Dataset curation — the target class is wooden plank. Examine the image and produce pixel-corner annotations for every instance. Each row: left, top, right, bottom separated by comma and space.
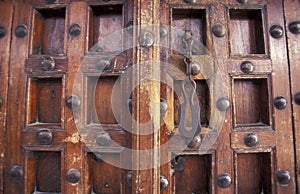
0, 0, 14, 192
283, 0, 300, 191
4, 0, 31, 193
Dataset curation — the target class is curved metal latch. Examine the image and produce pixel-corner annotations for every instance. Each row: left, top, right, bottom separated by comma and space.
178, 30, 201, 138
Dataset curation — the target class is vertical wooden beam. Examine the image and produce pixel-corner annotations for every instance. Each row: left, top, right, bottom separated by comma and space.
210, 2, 234, 194
0, 0, 14, 192
268, 0, 296, 193
65, 2, 86, 193
132, 0, 161, 193
283, 0, 300, 192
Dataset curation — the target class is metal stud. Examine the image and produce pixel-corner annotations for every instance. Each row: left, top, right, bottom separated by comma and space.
66, 94, 81, 111
96, 57, 111, 70
294, 92, 300, 105
277, 170, 291, 185
37, 128, 53, 145
237, 0, 247, 3
240, 61, 254, 74
187, 135, 201, 148
0, 25, 6, 39
126, 171, 132, 188
0, 96, 2, 108
15, 24, 27, 38
66, 168, 80, 184
9, 165, 23, 183
160, 175, 168, 192
160, 98, 168, 115
244, 133, 258, 147
96, 131, 112, 146
40, 56, 55, 71
190, 61, 201, 75
184, 0, 196, 3
289, 21, 300, 35
212, 23, 226, 38
125, 20, 134, 35
217, 173, 232, 188
171, 156, 185, 172
139, 31, 154, 47
270, 25, 284, 39
217, 97, 230, 111
68, 23, 81, 37
45, 0, 57, 3
160, 25, 168, 38
274, 96, 287, 110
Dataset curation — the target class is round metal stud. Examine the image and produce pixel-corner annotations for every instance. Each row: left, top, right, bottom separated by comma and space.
217, 173, 232, 188
0, 96, 2, 108
240, 61, 254, 74
184, 0, 196, 3
160, 175, 168, 192
294, 93, 300, 105
274, 96, 287, 110
289, 21, 300, 35
244, 133, 258, 147
160, 98, 168, 115
40, 56, 55, 71
270, 25, 284, 39
0, 25, 7, 39
187, 135, 201, 148
68, 23, 81, 37
96, 57, 111, 69
96, 131, 112, 146
128, 97, 132, 114
190, 61, 201, 75
139, 31, 154, 47
126, 171, 132, 188
45, 0, 57, 3
212, 23, 226, 38
37, 128, 53, 145
125, 20, 134, 35
216, 97, 230, 111
66, 168, 80, 184
160, 25, 168, 38
66, 94, 81, 111
9, 165, 23, 183
237, 0, 247, 3
15, 24, 27, 38
277, 170, 291, 185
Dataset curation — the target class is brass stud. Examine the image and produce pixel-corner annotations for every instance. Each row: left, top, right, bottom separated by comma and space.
69, 23, 81, 37
96, 57, 111, 70
289, 21, 300, 34
190, 61, 201, 75
66, 168, 80, 184
160, 98, 168, 115
184, 0, 196, 3
270, 25, 284, 39
15, 24, 27, 38
240, 61, 254, 74
212, 23, 226, 37
237, 0, 247, 3
160, 25, 168, 38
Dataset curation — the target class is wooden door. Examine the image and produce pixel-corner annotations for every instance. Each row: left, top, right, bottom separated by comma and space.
0, 0, 297, 194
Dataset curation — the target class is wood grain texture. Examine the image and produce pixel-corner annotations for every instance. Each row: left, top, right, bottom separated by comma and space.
283, 0, 300, 191
0, 0, 13, 192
